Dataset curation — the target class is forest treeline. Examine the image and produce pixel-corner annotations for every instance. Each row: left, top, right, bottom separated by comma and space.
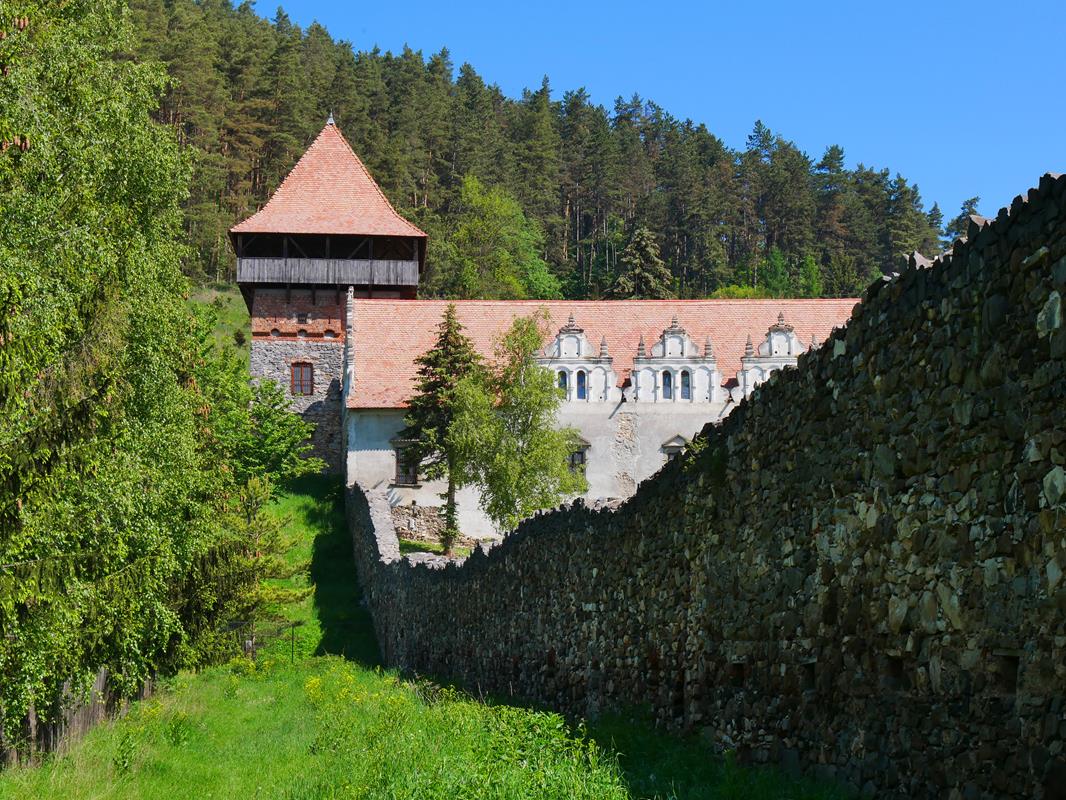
129, 0, 976, 300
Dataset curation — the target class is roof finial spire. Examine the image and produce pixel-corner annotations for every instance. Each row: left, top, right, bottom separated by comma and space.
327, 109, 335, 125
600, 336, 609, 358
777, 311, 785, 324
637, 334, 647, 358
744, 333, 754, 357
704, 335, 714, 359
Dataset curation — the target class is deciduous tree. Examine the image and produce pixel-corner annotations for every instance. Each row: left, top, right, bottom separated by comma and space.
451, 312, 586, 532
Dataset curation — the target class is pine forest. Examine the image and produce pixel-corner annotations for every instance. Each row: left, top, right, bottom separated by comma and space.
129, 0, 966, 300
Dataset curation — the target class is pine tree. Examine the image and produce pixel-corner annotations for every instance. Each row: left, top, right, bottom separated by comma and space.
944, 197, 981, 244
513, 77, 562, 236
119, 1, 968, 296
607, 226, 674, 299
400, 305, 482, 552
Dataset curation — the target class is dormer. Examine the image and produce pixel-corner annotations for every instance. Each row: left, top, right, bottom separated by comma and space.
730, 312, 810, 401
629, 316, 723, 403
537, 314, 619, 403
646, 316, 700, 358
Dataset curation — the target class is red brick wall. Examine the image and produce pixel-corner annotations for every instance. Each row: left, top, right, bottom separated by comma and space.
251, 288, 346, 340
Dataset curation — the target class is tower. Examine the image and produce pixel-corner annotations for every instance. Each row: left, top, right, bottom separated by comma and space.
231, 118, 427, 471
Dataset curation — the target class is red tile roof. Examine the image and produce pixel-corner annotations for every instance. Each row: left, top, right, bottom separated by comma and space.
230, 122, 427, 238
347, 299, 857, 408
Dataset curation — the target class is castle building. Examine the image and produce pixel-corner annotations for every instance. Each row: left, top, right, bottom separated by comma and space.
233, 119, 856, 538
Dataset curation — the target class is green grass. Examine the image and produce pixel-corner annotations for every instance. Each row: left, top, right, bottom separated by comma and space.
0, 475, 845, 800
398, 537, 472, 559
190, 282, 250, 364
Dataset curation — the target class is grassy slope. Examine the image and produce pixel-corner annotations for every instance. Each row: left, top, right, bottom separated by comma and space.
190, 283, 250, 365
0, 428, 845, 800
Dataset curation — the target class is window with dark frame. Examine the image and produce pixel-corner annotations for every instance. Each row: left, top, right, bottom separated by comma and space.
576, 370, 587, 400
296, 311, 310, 324
393, 445, 419, 485
290, 362, 314, 395
680, 370, 691, 400
568, 446, 589, 472
662, 370, 673, 400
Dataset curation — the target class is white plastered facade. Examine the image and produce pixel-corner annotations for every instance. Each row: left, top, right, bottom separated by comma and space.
344, 311, 815, 539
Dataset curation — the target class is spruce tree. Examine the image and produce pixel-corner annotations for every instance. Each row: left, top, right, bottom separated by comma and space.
400, 305, 481, 552
607, 226, 674, 299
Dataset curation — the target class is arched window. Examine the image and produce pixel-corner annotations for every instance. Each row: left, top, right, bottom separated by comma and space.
291, 362, 313, 396
662, 370, 673, 400
558, 371, 568, 393
576, 370, 587, 400
680, 370, 691, 400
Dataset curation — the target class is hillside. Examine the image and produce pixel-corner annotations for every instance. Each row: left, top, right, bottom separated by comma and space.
127, 0, 956, 299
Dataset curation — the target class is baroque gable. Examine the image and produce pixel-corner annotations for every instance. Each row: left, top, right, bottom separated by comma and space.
730, 312, 814, 401
537, 314, 619, 403
629, 316, 723, 404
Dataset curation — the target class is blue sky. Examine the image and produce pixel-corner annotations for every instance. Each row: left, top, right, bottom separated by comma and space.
275, 0, 1064, 220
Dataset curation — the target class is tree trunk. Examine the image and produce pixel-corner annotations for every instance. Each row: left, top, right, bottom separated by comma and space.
443, 463, 457, 555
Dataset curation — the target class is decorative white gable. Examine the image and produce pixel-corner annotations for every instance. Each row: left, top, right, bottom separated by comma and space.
730, 312, 812, 401
537, 314, 620, 403
628, 316, 723, 404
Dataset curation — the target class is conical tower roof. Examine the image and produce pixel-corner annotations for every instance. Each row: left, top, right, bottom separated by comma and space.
230, 120, 426, 238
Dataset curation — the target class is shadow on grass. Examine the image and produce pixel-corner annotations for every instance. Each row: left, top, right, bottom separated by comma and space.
285, 474, 381, 667
584, 711, 847, 800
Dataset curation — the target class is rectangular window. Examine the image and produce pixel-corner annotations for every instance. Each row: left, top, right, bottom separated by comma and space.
290, 362, 313, 395
568, 448, 588, 472
394, 447, 419, 485
296, 312, 309, 324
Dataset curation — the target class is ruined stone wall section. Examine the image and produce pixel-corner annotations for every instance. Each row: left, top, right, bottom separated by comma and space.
348, 174, 1066, 799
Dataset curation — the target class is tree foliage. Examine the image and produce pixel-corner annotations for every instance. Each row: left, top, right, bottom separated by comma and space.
0, 0, 317, 741
944, 196, 981, 244
400, 305, 481, 551
123, 1, 951, 298
426, 175, 560, 300
451, 312, 586, 533
607, 227, 675, 299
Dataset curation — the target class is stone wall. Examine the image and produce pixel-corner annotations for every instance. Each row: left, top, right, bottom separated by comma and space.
250, 338, 344, 471
348, 173, 1066, 799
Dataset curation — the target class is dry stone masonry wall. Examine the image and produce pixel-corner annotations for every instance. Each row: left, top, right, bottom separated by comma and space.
348, 173, 1066, 799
